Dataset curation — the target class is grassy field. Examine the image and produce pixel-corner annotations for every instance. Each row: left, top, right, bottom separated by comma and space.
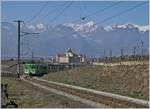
42, 64, 149, 100
1, 77, 91, 108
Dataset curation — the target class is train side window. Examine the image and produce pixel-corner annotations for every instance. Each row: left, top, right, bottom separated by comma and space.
37, 65, 38, 70
43, 66, 47, 69
32, 65, 35, 69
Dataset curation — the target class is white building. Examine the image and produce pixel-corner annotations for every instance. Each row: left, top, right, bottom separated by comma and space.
56, 48, 86, 64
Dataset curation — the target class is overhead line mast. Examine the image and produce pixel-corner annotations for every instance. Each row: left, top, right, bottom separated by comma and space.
14, 20, 39, 80
13, 20, 24, 80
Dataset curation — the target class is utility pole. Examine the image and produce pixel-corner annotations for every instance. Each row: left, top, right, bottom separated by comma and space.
103, 49, 106, 58
141, 41, 144, 57
121, 48, 124, 60
133, 46, 136, 57
120, 48, 124, 65
103, 49, 106, 63
109, 49, 112, 62
14, 20, 24, 80
32, 52, 34, 61
13, 20, 39, 80
133, 46, 137, 61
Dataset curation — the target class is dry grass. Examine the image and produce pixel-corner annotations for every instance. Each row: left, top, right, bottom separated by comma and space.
1, 77, 91, 108
42, 64, 149, 100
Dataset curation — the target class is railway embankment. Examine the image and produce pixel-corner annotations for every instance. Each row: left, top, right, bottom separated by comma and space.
42, 63, 149, 100
22, 77, 149, 108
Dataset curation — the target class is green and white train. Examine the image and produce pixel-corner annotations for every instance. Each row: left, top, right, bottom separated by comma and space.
23, 63, 49, 76
23, 62, 83, 76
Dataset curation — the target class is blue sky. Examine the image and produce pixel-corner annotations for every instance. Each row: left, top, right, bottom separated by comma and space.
2, 1, 149, 26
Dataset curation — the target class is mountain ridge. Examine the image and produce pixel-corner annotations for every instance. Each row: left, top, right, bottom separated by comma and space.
1, 21, 149, 58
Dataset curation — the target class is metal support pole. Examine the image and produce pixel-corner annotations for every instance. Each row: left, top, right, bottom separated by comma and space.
32, 52, 34, 61
109, 49, 112, 62
141, 41, 144, 58
14, 20, 24, 80
133, 46, 136, 61
18, 21, 20, 79
103, 49, 106, 64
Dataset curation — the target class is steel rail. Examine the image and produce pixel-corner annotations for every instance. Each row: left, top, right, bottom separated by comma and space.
24, 77, 149, 108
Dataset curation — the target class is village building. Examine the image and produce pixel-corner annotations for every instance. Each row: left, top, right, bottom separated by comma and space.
56, 48, 87, 64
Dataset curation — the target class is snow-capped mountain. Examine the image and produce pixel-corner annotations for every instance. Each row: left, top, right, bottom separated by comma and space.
110, 23, 149, 32
64, 21, 98, 33
21, 23, 47, 32
1, 21, 149, 58
65, 21, 149, 33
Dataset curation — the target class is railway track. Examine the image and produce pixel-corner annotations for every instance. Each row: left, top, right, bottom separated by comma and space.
22, 77, 149, 108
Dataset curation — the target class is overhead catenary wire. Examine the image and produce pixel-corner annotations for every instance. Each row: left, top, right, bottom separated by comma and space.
71, 1, 122, 23
38, 2, 68, 22
27, 1, 49, 23
48, 1, 74, 25
95, 2, 148, 57
85, 1, 121, 18
96, 2, 148, 25
80, 2, 87, 22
